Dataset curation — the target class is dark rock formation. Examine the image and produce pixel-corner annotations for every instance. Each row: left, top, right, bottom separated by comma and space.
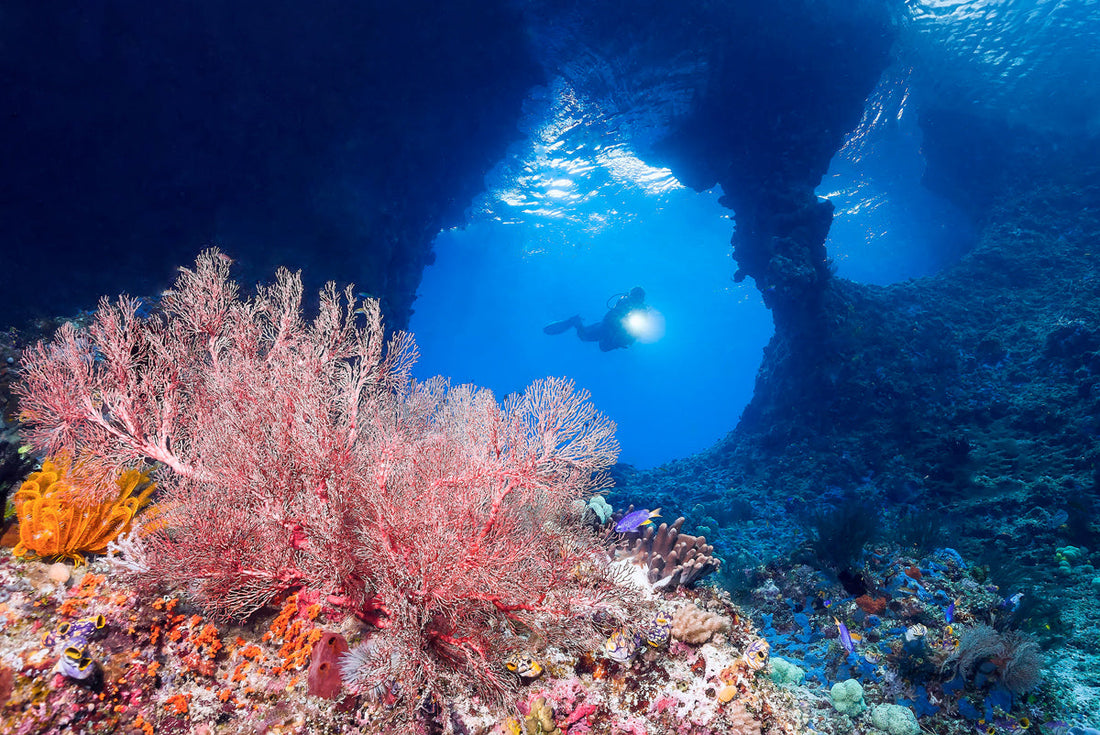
598, 1, 1100, 590
917, 106, 1061, 228
616, 145, 1100, 578
652, 1, 896, 335
0, 1, 541, 330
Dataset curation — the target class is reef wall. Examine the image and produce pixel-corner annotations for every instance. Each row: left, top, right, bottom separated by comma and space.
622, 86, 1100, 583
605, 0, 1100, 580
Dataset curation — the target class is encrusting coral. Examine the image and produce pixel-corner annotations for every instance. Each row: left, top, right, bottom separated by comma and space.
11, 456, 154, 565
726, 700, 763, 735
671, 602, 730, 644
523, 696, 562, 735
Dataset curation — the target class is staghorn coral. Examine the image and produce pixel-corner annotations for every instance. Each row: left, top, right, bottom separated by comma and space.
607, 514, 720, 589
671, 603, 730, 644
12, 456, 154, 565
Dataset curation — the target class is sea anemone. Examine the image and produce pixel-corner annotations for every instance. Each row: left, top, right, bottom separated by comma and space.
338, 639, 403, 701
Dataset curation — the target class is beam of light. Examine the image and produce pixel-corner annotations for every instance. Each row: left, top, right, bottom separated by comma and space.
623, 308, 666, 343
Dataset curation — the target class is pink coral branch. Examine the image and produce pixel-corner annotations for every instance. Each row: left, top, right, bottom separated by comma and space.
15, 249, 628, 710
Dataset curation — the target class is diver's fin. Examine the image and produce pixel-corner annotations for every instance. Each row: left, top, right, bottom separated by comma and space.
543, 316, 580, 335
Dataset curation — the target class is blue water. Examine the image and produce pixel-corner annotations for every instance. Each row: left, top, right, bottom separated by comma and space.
412, 186, 770, 468
406, 0, 1099, 468
410, 59, 973, 467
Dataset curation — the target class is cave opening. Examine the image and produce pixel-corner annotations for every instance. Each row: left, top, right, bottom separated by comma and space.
406, 64, 972, 469
409, 79, 772, 469
819, 69, 978, 285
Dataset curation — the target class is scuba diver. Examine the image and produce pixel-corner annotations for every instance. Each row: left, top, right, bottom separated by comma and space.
542, 287, 651, 352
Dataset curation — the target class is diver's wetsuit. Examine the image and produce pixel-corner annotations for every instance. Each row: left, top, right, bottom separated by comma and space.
543, 288, 646, 352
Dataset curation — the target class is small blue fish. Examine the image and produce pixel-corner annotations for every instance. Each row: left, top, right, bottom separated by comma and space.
834, 617, 855, 655
946, 599, 956, 623
614, 508, 661, 533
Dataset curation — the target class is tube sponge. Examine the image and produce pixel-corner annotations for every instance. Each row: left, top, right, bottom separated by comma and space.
308, 631, 349, 699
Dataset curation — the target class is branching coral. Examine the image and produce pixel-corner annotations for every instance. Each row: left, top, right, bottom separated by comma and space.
607, 515, 720, 589
12, 456, 154, 565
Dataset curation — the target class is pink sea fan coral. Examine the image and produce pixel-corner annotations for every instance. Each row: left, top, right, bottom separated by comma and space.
16, 249, 641, 709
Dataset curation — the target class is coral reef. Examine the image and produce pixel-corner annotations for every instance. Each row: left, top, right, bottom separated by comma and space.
0, 547, 808, 734
13, 252, 641, 715
607, 512, 721, 589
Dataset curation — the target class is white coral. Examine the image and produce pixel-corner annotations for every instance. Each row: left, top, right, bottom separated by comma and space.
588, 495, 613, 523
103, 527, 151, 576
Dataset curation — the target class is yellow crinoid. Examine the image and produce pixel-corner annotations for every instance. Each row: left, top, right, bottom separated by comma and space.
11, 455, 155, 566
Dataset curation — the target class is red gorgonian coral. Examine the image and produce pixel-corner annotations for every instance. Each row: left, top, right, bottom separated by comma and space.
16, 249, 639, 705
